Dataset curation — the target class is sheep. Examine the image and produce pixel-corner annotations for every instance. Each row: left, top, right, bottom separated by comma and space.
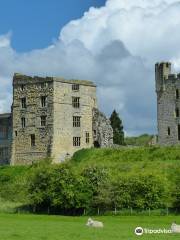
86, 218, 104, 228
171, 222, 180, 233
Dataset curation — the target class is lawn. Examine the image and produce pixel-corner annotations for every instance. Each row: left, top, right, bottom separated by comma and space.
0, 214, 179, 240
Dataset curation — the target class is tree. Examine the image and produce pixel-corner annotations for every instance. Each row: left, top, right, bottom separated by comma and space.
110, 110, 124, 145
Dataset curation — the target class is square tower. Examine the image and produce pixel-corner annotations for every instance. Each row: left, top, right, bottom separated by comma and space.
52, 77, 97, 162
11, 74, 97, 164
11, 74, 54, 164
156, 62, 180, 145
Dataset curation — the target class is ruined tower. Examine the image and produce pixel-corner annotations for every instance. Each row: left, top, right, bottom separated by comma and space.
156, 62, 180, 145
8, 73, 113, 165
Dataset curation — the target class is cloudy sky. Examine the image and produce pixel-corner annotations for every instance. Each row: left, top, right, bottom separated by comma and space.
1, 0, 180, 136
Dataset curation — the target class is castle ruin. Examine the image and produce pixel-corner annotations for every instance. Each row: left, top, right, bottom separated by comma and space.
0, 73, 113, 165
156, 62, 180, 145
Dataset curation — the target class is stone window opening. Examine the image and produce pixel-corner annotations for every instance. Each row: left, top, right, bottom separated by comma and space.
167, 127, 171, 136
21, 98, 26, 108
20, 84, 25, 91
176, 89, 179, 99
40, 82, 47, 89
86, 132, 90, 143
94, 141, 100, 148
176, 108, 179, 117
73, 116, 81, 127
15, 131, 18, 137
72, 97, 80, 108
21, 117, 26, 128
72, 84, 79, 91
31, 134, 36, 147
41, 96, 47, 107
73, 137, 81, 146
41, 116, 47, 127
178, 125, 180, 141
93, 130, 97, 138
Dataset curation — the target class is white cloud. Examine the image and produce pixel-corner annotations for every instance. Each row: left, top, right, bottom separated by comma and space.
0, 33, 11, 48
1, 0, 180, 135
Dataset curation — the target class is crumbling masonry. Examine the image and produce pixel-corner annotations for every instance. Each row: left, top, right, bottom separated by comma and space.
156, 62, 180, 145
0, 73, 113, 165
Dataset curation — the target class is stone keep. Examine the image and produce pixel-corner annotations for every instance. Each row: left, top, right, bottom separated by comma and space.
0, 73, 113, 165
156, 62, 180, 145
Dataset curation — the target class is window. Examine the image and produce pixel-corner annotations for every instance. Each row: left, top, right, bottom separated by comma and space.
176, 89, 179, 99
72, 84, 79, 91
72, 97, 80, 108
41, 96, 47, 107
73, 137, 81, 146
40, 82, 47, 89
93, 130, 97, 138
20, 84, 25, 91
0, 126, 7, 139
86, 132, 90, 143
167, 127, 171, 136
176, 108, 179, 117
21, 98, 26, 108
31, 134, 35, 147
41, 116, 47, 126
15, 131, 18, 137
21, 118, 26, 128
73, 116, 81, 127
178, 125, 180, 141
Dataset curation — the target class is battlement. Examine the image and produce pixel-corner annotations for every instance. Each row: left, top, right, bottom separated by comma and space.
13, 73, 96, 87
155, 62, 172, 91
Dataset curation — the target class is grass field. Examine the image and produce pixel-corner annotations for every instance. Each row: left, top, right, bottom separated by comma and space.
0, 214, 179, 240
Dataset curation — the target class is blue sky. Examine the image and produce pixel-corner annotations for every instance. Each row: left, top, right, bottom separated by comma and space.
0, 0, 105, 52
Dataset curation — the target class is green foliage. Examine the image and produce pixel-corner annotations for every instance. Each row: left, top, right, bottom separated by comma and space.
125, 134, 153, 146
110, 110, 124, 145
49, 164, 91, 210
27, 164, 52, 207
0, 147, 180, 214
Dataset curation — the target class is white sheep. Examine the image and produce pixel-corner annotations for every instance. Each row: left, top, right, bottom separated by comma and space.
171, 223, 180, 233
86, 218, 104, 228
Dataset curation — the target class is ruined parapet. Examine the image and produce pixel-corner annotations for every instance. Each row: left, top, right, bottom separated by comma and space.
92, 108, 113, 148
155, 62, 171, 92
155, 61, 180, 145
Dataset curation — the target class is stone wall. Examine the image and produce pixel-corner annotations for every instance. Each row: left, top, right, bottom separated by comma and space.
11, 74, 54, 165
92, 108, 113, 147
1, 73, 113, 165
11, 74, 98, 164
0, 113, 12, 165
156, 62, 180, 145
52, 79, 97, 162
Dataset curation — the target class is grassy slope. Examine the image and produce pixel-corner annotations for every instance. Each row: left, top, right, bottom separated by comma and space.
1, 146, 180, 178
70, 147, 180, 180
125, 134, 153, 146
0, 214, 179, 240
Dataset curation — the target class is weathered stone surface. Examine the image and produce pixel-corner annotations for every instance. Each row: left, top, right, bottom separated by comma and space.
0, 73, 112, 165
155, 62, 180, 145
92, 108, 113, 148
0, 113, 12, 165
